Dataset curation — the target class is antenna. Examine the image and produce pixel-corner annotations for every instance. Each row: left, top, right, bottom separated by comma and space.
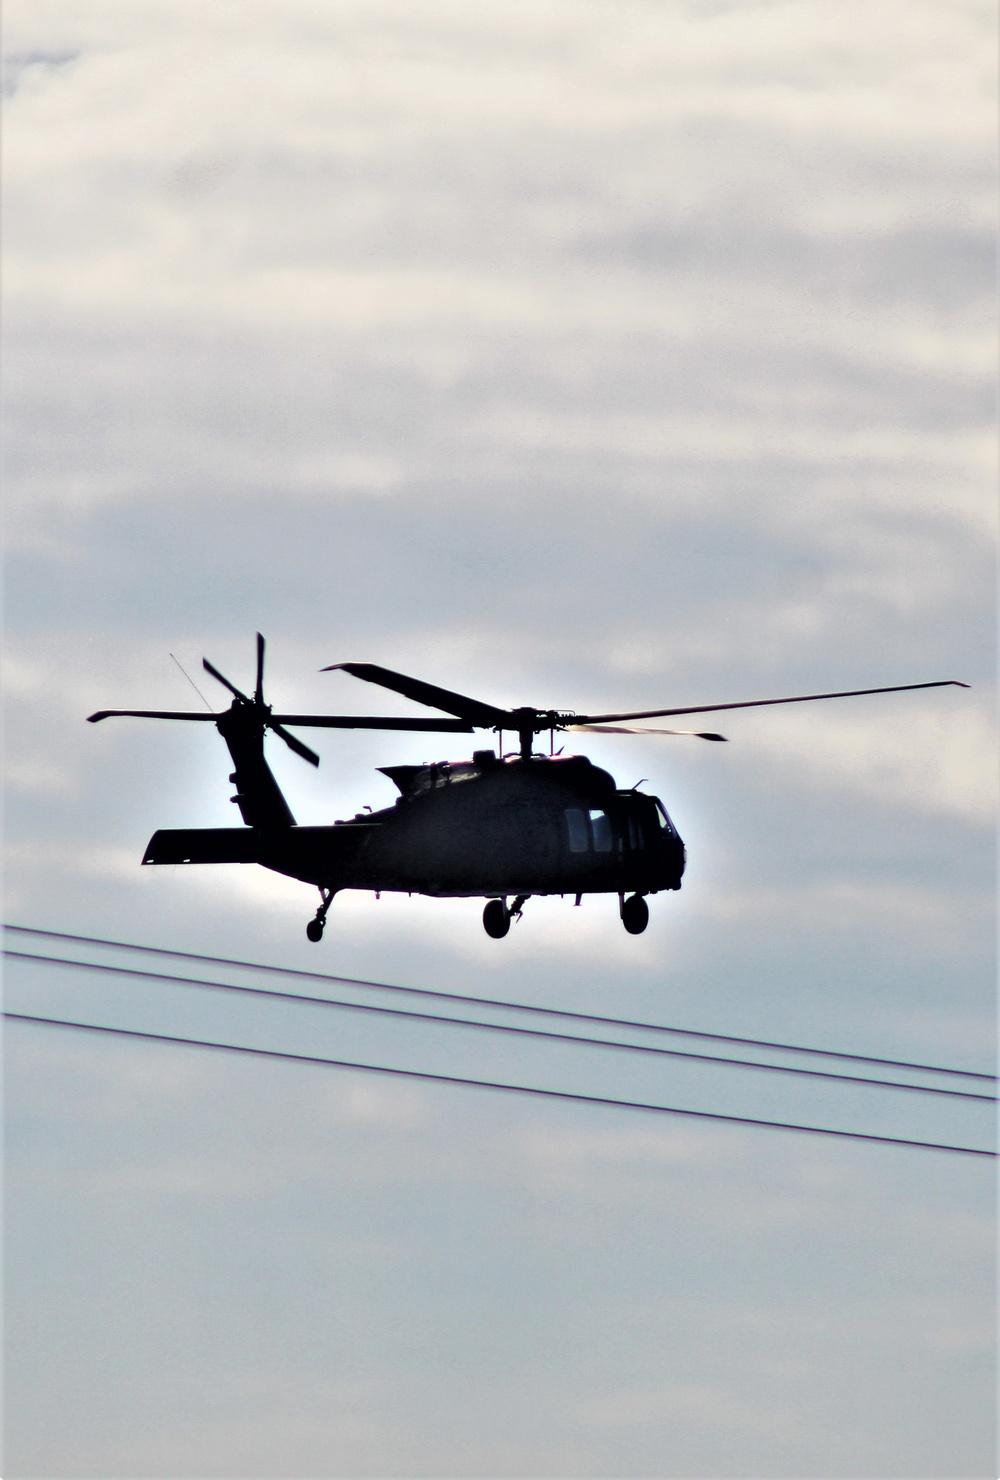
169, 653, 214, 712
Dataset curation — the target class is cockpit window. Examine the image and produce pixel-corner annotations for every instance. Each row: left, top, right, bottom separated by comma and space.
655, 799, 678, 836
589, 809, 613, 852
566, 808, 615, 852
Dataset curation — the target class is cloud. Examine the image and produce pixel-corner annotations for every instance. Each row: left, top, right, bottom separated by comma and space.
0, 46, 79, 98
3, 3, 994, 1475
728, 700, 997, 826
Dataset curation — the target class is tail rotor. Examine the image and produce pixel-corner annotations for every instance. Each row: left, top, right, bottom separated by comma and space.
199, 634, 320, 767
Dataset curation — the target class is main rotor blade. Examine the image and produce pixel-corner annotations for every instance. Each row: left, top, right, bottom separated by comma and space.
322, 662, 506, 728
568, 724, 728, 740
255, 632, 265, 706
269, 722, 320, 767
269, 714, 474, 732
578, 679, 969, 726
202, 657, 249, 703
87, 710, 221, 723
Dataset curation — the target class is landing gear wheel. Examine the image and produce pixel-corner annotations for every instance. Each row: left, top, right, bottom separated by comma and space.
483, 899, 510, 939
621, 894, 649, 935
307, 888, 336, 943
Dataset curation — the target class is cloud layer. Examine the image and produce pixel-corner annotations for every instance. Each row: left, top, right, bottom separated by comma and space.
4, 1, 996, 1474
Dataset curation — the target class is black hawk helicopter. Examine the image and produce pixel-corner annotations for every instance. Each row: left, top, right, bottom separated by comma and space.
88, 635, 967, 942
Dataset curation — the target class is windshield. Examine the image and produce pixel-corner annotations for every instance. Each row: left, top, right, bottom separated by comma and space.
654, 798, 679, 837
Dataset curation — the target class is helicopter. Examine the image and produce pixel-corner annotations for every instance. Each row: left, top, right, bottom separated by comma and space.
87, 635, 967, 942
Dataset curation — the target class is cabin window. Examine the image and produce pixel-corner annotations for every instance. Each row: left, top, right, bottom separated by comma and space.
627, 816, 644, 849
565, 808, 589, 852
589, 809, 613, 852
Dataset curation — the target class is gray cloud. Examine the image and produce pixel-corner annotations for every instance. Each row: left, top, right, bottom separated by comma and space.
6, 1024, 994, 1476
0, 47, 79, 98
4, 0, 995, 1473
580, 219, 997, 311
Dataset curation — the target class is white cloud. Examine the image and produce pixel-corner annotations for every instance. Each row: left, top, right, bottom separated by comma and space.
734, 698, 997, 825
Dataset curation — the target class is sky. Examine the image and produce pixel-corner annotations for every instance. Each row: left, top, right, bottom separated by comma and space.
2, 1, 997, 1476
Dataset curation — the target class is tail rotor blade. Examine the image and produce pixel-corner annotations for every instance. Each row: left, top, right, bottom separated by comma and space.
270, 722, 320, 767
202, 657, 248, 702
255, 633, 265, 705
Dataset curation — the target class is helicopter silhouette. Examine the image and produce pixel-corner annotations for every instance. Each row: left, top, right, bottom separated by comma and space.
87, 635, 967, 942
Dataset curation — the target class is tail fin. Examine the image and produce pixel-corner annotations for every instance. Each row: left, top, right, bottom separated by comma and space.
216, 706, 296, 827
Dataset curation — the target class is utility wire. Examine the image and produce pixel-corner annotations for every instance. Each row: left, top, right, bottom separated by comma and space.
6, 1012, 994, 1159
6, 948, 994, 1105
5, 924, 992, 1083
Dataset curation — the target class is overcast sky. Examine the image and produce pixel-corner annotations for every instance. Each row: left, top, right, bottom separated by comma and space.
3, 2, 997, 1477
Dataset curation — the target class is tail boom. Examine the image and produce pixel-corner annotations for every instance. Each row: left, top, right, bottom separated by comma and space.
142, 823, 379, 887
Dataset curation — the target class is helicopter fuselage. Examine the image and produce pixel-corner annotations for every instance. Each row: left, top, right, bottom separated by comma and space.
144, 750, 685, 902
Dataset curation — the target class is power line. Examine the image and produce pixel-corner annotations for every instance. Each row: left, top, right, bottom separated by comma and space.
5, 924, 992, 1084
6, 1011, 994, 1159
7, 948, 994, 1105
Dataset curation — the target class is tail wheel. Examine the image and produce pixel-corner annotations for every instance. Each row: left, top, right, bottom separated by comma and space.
483, 899, 510, 939
306, 917, 324, 943
621, 894, 649, 935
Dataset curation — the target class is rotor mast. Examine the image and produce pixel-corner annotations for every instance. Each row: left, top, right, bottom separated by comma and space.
510, 708, 562, 760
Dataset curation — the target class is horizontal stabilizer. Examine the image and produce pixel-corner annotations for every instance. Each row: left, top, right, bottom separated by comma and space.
143, 828, 259, 865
